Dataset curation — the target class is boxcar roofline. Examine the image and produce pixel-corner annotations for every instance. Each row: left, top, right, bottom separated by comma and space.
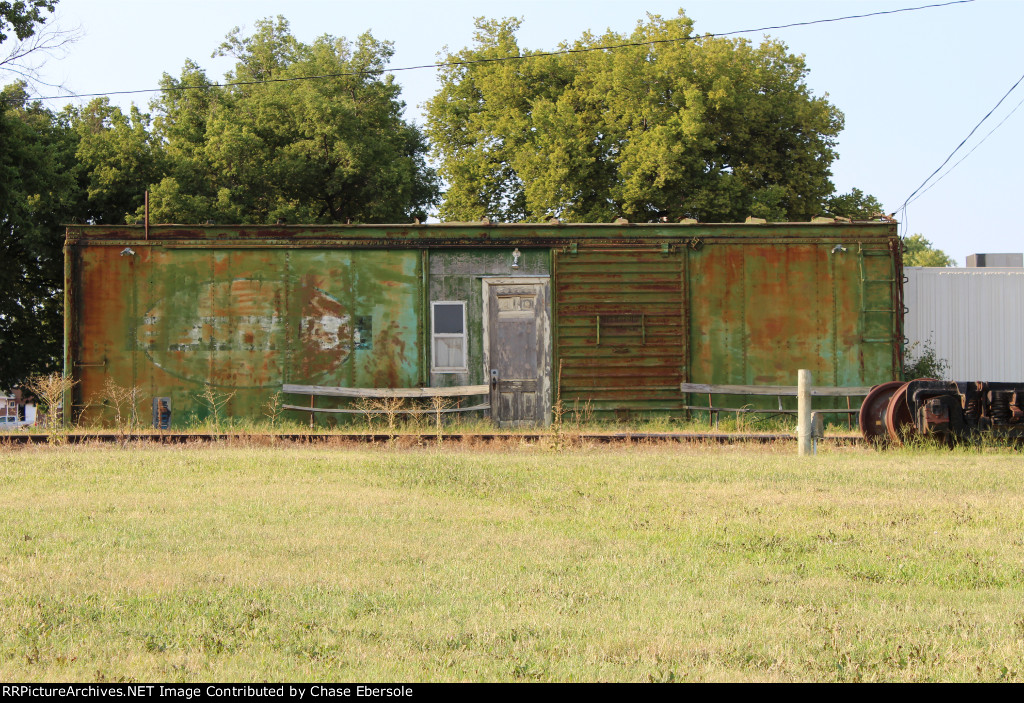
65, 221, 897, 247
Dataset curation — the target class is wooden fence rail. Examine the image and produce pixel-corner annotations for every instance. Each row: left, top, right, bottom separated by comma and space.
280, 381, 871, 428
281, 383, 491, 423
679, 383, 873, 397
679, 381, 873, 427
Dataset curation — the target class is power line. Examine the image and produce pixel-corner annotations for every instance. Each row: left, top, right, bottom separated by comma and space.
895, 67, 1024, 218
906, 91, 1024, 208
18, 0, 975, 103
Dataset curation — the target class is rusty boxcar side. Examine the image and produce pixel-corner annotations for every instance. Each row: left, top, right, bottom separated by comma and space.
64, 221, 901, 427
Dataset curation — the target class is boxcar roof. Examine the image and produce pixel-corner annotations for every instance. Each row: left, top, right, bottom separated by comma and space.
66, 220, 897, 247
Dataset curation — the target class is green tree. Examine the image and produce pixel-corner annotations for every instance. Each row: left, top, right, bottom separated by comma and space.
0, 0, 72, 388
1, 0, 76, 87
822, 187, 884, 220
145, 16, 438, 224
903, 233, 955, 267
72, 98, 167, 223
0, 1, 55, 44
0, 82, 84, 388
426, 12, 848, 223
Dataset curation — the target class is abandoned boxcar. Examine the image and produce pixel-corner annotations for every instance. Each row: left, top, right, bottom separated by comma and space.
63, 220, 903, 427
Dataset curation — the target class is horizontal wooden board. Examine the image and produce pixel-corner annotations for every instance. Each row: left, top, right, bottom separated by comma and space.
283, 402, 491, 414
283, 384, 489, 398
558, 313, 683, 323
555, 249, 686, 411
679, 383, 872, 397
677, 405, 859, 414
563, 401, 686, 411
562, 333, 682, 341
555, 274, 683, 285
559, 346, 682, 356
556, 254, 682, 264
560, 355, 681, 365
557, 278, 684, 288
561, 372, 682, 383
564, 384, 681, 393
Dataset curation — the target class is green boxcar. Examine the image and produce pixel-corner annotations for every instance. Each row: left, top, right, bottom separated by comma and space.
64, 221, 902, 427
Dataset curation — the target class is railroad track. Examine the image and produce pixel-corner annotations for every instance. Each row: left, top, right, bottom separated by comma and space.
0, 431, 863, 445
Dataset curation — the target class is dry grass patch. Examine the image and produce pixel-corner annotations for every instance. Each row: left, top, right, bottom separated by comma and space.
0, 442, 1022, 681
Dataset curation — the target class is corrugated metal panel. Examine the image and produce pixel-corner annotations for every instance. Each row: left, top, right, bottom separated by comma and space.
554, 249, 686, 415
904, 267, 1024, 381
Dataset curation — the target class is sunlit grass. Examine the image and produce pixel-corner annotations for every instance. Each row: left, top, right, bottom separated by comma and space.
1, 442, 1021, 681
39, 409, 856, 437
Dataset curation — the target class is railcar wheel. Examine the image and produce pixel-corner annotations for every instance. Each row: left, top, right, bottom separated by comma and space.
884, 378, 938, 444
859, 381, 904, 443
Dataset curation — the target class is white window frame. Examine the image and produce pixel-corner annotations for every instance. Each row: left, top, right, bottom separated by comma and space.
431, 300, 468, 373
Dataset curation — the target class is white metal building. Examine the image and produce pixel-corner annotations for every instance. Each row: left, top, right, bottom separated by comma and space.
904, 266, 1024, 381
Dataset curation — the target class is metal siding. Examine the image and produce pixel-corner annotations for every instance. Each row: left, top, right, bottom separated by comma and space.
858, 242, 901, 380
72, 246, 420, 426
686, 240, 896, 413
904, 267, 1024, 381
74, 245, 138, 422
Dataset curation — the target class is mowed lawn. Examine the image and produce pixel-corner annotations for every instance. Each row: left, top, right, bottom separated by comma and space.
1, 440, 1022, 682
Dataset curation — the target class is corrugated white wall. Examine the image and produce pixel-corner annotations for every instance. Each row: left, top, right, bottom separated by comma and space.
904, 267, 1024, 381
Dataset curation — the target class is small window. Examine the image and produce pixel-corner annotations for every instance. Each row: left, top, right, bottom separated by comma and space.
432, 301, 467, 373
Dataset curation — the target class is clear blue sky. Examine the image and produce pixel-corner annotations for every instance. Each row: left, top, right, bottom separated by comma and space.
14, 0, 1024, 263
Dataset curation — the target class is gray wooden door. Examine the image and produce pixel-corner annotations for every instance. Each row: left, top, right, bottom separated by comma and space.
486, 280, 551, 427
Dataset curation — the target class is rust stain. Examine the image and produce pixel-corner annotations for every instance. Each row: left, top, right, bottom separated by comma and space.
295, 276, 351, 382
370, 320, 408, 388
139, 279, 284, 388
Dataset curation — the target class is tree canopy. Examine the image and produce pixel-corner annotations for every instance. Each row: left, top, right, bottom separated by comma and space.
1, 1, 79, 102
72, 97, 165, 223
426, 12, 853, 223
903, 233, 956, 267
61, 17, 438, 226
0, 83, 84, 388
822, 187, 884, 220
138, 16, 438, 225
0, 1, 55, 44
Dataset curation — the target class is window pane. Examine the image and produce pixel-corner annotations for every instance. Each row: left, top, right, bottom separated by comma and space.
434, 336, 464, 368
434, 303, 463, 334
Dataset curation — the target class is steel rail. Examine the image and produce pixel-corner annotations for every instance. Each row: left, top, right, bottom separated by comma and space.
0, 432, 863, 445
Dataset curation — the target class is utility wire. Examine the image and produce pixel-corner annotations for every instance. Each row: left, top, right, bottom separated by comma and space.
906, 91, 1024, 208
18, 0, 974, 103
895, 67, 1024, 218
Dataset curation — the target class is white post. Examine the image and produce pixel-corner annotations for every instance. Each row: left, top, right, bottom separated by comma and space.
798, 369, 812, 456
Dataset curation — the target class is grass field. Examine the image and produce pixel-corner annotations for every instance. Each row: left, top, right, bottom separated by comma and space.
1, 440, 1022, 682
